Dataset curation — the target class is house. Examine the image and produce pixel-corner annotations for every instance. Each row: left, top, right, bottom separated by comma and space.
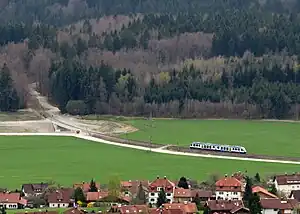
47, 188, 74, 208
215, 175, 242, 200
274, 173, 300, 196
73, 181, 100, 192
163, 203, 198, 214
121, 180, 149, 197
206, 200, 249, 214
252, 186, 278, 199
0, 192, 27, 209
148, 176, 175, 206
289, 190, 300, 202
173, 188, 192, 203
86, 191, 131, 204
22, 183, 48, 197
109, 205, 149, 214
191, 189, 214, 201
149, 207, 183, 214
260, 198, 298, 214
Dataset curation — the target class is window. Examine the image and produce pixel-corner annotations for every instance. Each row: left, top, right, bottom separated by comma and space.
150, 199, 155, 202
150, 193, 155, 196
219, 192, 223, 195
167, 193, 171, 196
233, 192, 238, 195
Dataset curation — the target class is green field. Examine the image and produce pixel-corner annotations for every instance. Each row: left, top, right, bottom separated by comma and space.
119, 119, 300, 157
0, 136, 299, 189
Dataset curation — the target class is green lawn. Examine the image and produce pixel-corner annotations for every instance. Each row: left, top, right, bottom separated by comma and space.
120, 119, 300, 157
0, 136, 299, 189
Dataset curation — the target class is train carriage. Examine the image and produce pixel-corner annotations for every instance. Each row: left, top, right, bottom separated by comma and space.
189, 142, 247, 154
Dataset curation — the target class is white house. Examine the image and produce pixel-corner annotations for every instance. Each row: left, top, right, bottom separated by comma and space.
47, 188, 73, 208
274, 173, 300, 196
148, 176, 175, 206
260, 198, 298, 214
0, 192, 27, 209
215, 175, 242, 200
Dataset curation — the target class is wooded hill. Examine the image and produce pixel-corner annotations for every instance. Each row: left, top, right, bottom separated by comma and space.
2, 0, 300, 119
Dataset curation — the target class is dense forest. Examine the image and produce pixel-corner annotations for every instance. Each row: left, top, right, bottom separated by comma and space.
2, 0, 300, 119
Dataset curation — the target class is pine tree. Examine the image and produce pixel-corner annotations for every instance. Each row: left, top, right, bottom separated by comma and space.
192, 193, 201, 210
178, 177, 189, 189
243, 176, 253, 207
269, 183, 277, 196
156, 188, 167, 208
248, 193, 262, 214
73, 187, 86, 202
89, 179, 98, 192
254, 173, 261, 183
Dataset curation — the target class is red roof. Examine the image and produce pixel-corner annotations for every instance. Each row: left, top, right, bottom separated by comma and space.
275, 174, 300, 185
260, 199, 298, 210
174, 188, 192, 198
252, 186, 278, 199
149, 208, 183, 214
63, 208, 85, 214
111, 205, 149, 214
0, 192, 26, 204
207, 200, 245, 212
149, 177, 175, 193
73, 182, 100, 192
215, 177, 242, 192
163, 203, 198, 214
86, 191, 109, 201
191, 189, 213, 198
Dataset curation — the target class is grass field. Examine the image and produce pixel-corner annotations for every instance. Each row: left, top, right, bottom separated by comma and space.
0, 111, 41, 121
118, 119, 300, 157
0, 136, 299, 189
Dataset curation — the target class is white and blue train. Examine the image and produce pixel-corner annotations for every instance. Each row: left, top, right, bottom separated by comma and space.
189, 142, 247, 154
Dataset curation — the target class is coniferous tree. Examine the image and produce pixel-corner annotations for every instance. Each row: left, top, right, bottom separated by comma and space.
192, 193, 201, 210
89, 179, 98, 192
135, 182, 146, 204
73, 187, 86, 202
248, 193, 262, 214
178, 177, 189, 189
254, 173, 261, 183
243, 176, 253, 207
269, 183, 278, 196
156, 188, 167, 208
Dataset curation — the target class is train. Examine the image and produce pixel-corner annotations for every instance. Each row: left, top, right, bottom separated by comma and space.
189, 142, 247, 154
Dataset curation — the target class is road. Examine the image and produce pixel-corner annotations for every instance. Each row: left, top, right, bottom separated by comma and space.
24, 83, 300, 165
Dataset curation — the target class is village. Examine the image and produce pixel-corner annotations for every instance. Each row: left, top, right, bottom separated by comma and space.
0, 172, 300, 214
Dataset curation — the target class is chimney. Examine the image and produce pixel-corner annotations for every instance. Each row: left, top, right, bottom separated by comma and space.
164, 176, 167, 179
293, 172, 296, 175
225, 174, 228, 177
285, 172, 288, 176
157, 176, 159, 179
184, 201, 187, 205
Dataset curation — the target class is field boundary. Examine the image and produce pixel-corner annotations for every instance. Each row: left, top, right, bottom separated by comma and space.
2, 132, 300, 165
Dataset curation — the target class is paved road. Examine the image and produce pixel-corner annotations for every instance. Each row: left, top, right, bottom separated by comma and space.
1, 132, 300, 165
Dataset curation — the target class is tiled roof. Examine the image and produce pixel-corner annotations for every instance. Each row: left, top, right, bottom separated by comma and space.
22, 183, 48, 194
191, 189, 213, 198
149, 177, 175, 193
215, 177, 242, 192
86, 191, 109, 201
121, 180, 149, 196
149, 208, 183, 214
290, 190, 300, 201
275, 174, 300, 185
252, 186, 278, 199
174, 188, 192, 198
111, 205, 149, 214
260, 199, 298, 209
0, 192, 23, 203
73, 182, 100, 192
207, 200, 245, 211
163, 203, 198, 213
47, 188, 74, 204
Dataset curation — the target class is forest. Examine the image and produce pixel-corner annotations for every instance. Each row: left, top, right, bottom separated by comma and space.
2, 0, 300, 119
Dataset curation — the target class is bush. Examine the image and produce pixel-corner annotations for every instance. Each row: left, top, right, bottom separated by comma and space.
65, 100, 89, 115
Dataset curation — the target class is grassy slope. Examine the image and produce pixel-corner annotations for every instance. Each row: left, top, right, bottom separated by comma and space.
0, 136, 299, 189
120, 119, 300, 157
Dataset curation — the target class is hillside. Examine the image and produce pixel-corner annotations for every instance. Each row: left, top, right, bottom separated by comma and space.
1, 0, 300, 119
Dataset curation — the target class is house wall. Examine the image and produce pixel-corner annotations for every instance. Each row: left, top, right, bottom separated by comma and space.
173, 197, 192, 203
275, 180, 300, 196
215, 191, 242, 200
0, 202, 18, 209
49, 203, 69, 208
262, 209, 279, 214
257, 192, 276, 199
148, 191, 174, 206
